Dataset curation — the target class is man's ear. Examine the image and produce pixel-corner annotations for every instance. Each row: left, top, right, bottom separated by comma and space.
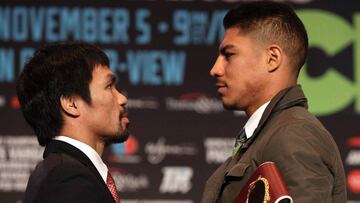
60, 95, 80, 117
266, 44, 283, 72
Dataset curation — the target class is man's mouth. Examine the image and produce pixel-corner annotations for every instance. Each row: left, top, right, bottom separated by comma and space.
120, 109, 130, 128
216, 82, 227, 94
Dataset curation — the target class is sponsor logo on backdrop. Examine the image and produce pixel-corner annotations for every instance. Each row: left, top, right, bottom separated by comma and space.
347, 137, 360, 148
127, 98, 160, 110
0, 136, 43, 192
233, 110, 246, 116
204, 137, 234, 164
165, 93, 223, 114
10, 96, 20, 109
110, 168, 150, 192
108, 135, 141, 164
346, 150, 360, 166
145, 137, 197, 164
0, 95, 5, 108
159, 166, 193, 194
347, 169, 360, 194
346, 136, 360, 196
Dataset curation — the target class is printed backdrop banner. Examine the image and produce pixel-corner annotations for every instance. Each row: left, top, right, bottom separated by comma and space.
0, 0, 359, 202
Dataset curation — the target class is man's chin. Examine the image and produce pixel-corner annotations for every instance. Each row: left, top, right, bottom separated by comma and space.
222, 102, 236, 110
105, 129, 130, 145
223, 102, 245, 112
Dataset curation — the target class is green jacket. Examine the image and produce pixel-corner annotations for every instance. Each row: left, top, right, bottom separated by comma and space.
201, 85, 347, 203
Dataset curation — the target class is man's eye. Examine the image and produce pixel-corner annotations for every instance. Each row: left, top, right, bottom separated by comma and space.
224, 53, 234, 59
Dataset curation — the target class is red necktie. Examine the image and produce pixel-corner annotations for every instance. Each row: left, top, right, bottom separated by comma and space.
106, 172, 121, 203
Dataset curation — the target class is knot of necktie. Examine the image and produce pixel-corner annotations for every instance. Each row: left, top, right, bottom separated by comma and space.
232, 128, 247, 157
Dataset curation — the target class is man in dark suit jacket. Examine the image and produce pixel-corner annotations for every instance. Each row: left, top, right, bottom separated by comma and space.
202, 2, 346, 203
17, 43, 130, 203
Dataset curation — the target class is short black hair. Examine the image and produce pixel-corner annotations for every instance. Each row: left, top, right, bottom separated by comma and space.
223, 1, 308, 72
16, 42, 110, 146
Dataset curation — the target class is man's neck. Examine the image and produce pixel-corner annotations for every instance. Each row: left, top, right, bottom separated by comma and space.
58, 129, 105, 156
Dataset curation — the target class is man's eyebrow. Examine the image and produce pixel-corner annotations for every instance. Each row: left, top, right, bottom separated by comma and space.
219, 44, 236, 55
106, 73, 116, 84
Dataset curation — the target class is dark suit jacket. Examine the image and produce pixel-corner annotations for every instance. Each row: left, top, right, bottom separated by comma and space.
23, 140, 116, 203
202, 85, 347, 203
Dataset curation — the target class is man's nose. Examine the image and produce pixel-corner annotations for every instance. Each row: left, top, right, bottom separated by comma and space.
115, 89, 128, 106
210, 56, 224, 77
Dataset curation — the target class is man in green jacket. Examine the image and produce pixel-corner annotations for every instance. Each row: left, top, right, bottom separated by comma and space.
202, 1, 347, 202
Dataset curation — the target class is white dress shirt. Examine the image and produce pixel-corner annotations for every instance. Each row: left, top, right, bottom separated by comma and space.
53, 136, 108, 183
244, 101, 271, 139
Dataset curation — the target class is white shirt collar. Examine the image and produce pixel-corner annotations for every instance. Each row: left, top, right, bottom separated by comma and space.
244, 101, 271, 139
53, 136, 108, 183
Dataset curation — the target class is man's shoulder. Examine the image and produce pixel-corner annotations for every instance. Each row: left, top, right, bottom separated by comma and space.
270, 105, 326, 133
260, 106, 341, 163
24, 151, 104, 203
49, 152, 89, 172
27, 152, 89, 187
258, 106, 337, 155
24, 151, 112, 203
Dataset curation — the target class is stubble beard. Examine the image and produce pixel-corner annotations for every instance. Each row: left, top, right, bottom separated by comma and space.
105, 123, 130, 144
106, 108, 130, 144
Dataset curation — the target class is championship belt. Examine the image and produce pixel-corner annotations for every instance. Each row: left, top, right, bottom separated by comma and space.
234, 162, 292, 203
